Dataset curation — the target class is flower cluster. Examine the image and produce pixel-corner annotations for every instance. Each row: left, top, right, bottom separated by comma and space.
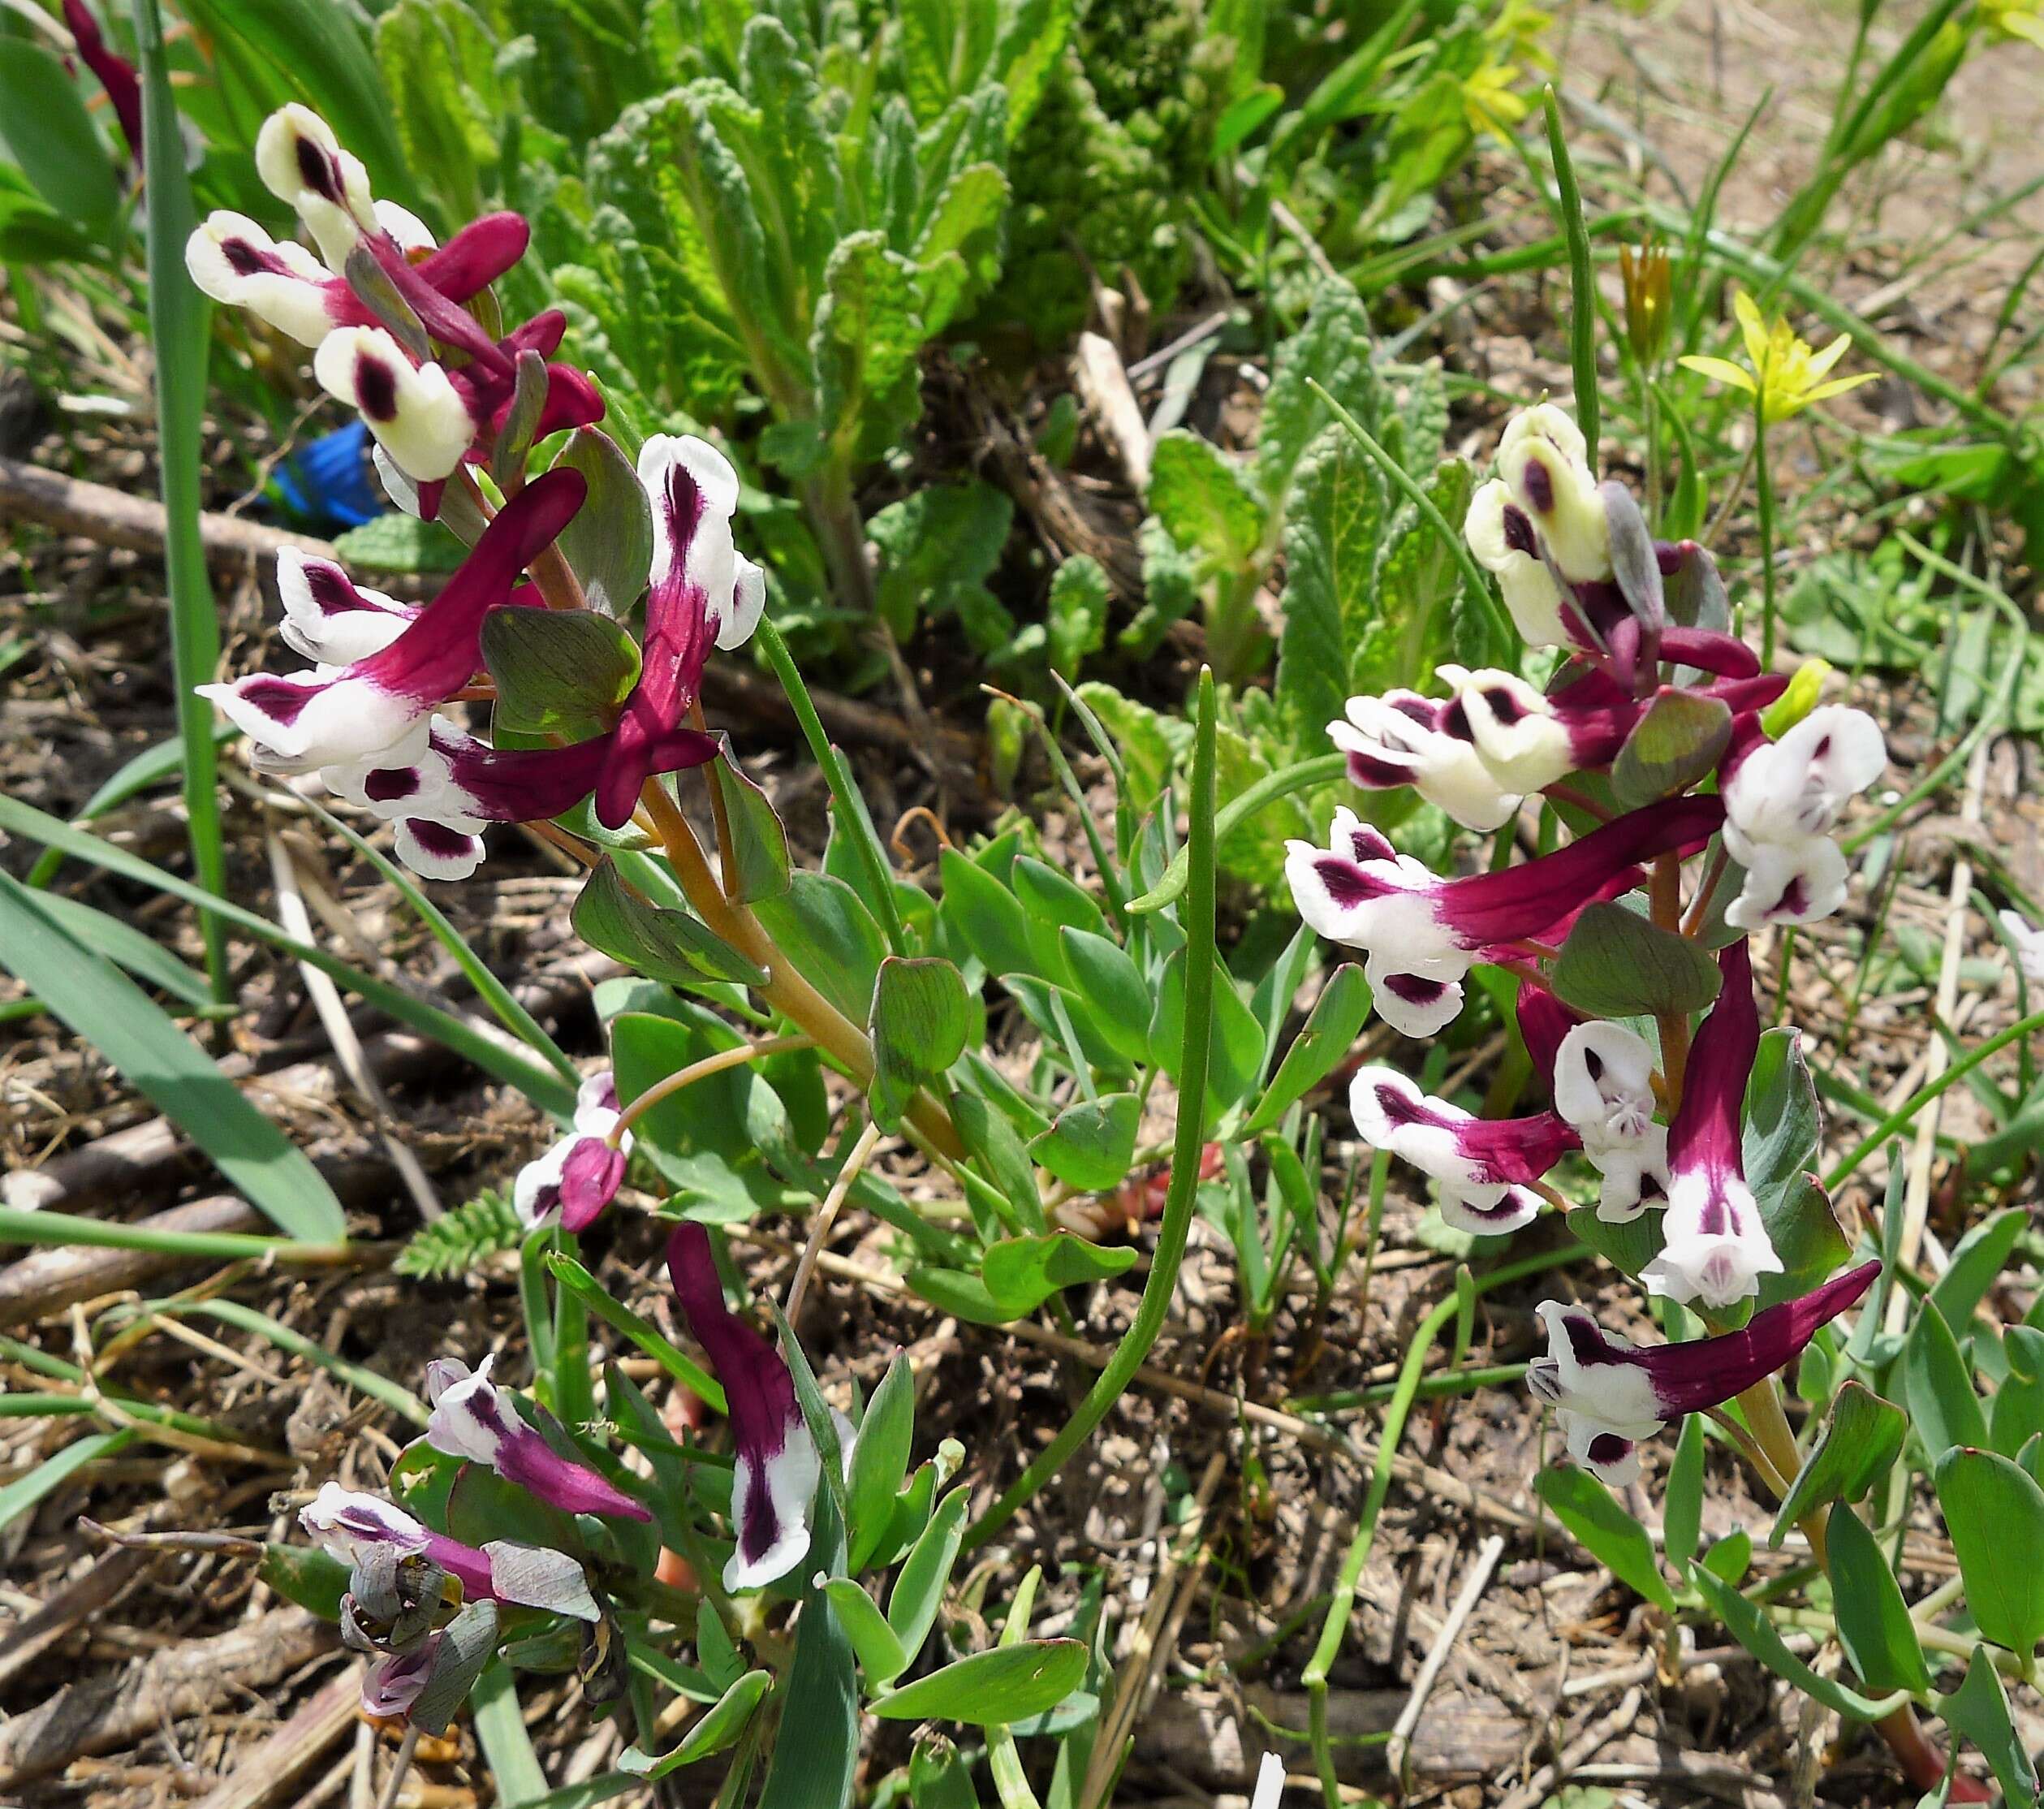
1290, 401, 1890, 1486
188, 107, 765, 881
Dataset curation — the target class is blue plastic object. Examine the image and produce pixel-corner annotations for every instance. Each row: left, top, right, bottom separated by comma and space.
271, 420, 385, 530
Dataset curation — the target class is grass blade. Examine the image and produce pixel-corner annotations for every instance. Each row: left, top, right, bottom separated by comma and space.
1542, 86, 1600, 465
0, 1428, 139, 1535
132, 0, 229, 1004
0, 873, 347, 1242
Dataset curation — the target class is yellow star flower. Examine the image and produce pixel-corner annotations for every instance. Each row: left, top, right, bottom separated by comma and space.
1461, 62, 1532, 141
1679, 290, 1878, 424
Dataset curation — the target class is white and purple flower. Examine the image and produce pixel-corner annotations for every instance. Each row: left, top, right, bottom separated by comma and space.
1348, 1065, 1575, 1234
1528, 1259, 1879, 1485
1328, 689, 1523, 833
1641, 940, 1783, 1308
515, 1072, 632, 1234
199, 467, 585, 771
1720, 706, 1887, 929
666, 1223, 821, 1592
1552, 1021, 1669, 1223
1287, 795, 1723, 1037
425, 1354, 651, 1523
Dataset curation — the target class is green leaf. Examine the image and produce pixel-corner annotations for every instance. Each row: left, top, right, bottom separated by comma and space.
1992, 1327, 2044, 1460
373, 0, 502, 227
1938, 1647, 2039, 1809
620, 1669, 772, 1775
756, 1492, 857, 1809
1028, 1092, 1140, 1191
1688, 1563, 1908, 1721
0, 41, 121, 236
815, 231, 925, 464
258, 1542, 351, 1621
869, 956, 973, 1132
711, 748, 793, 905
572, 861, 767, 988
1663, 1416, 1705, 1570
1550, 903, 1723, 1021
1934, 1447, 2044, 1660
823, 1578, 911, 1683
870, 483, 1013, 643
846, 1353, 917, 1574
1149, 949, 1266, 1117
1930, 1207, 2028, 1333
552, 428, 654, 617
870, 1640, 1088, 1727
754, 874, 888, 1023
329, 510, 468, 572
1611, 693, 1734, 810
953, 1093, 1045, 1233
1371, 456, 1485, 671
0, 874, 346, 1242
1256, 279, 1376, 511
1904, 1299, 1989, 1460
938, 848, 1038, 979
1769, 1380, 1908, 1546
1826, 1502, 1933, 1693
1274, 425, 1386, 758
1535, 1466, 1676, 1614
1242, 963, 1372, 1134
1059, 929, 1154, 1067
886, 1486, 970, 1663
982, 1233, 1137, 1317
483, 609, 642, 737
25, 889, 222, 1012
1743, 1029, 1850, 1315
395, 1186, 524, 1279
1046, 556, 1110, 681
1148, 431, 1265, 567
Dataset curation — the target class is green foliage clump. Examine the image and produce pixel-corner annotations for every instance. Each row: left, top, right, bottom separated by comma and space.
395, 1187, 525, 1278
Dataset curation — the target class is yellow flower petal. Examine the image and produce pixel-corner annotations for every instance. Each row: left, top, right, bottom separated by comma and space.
1802, 371, 1879, 406
1804, 334, 1852, 381
1679, 355, 1758, 395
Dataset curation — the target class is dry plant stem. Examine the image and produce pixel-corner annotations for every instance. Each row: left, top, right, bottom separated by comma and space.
785, 1118, 884, 1328
639, 784, 964, 1157
609, 1035, 816, 1145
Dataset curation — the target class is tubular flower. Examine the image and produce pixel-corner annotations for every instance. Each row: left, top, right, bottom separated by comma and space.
1679, 291, 1877, 425
1328, 689, 1522, 832
186, 208, 528, 351
515, 1073, 632, 1234
666, 1223, 821, 1592
1552, 1021, 1669, 1222
62, 0, 141, 166
1494, 404, 1610, 583
1528, 1259, 1879, 1485
425, 1355, 652, 1522
1720, 706, 1887, 929
198, 468, 584, 771
1465, 478, 1571, 647
1348, 1065, 1576, 1235
300, 1482, 597, 1618
1642, 940, 1782, 1308
1287, 795, 1723, 1038
255, 104, 379, 271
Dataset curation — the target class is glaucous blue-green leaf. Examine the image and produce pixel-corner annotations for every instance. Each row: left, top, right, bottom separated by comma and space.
1930, 1207, 2028, 1333
1028, 1092, 1140, 1191
483, 608, 642, 737
1688, 1564, 1907, 1721
1662, 1415, 1705, 1570
754, 873, 886, 1021
1551, 903, 1721, 1021
1243, 962, 1372, 1134
574, 861, 766, 987
552, 426, 654, 617
1903, 1298, 1989, 1461
756, 1492, 856, 1809
1769, 1379, 1907, 1546
1150, 949, 1266, 1118
846, 1354, 916, 1573
938, 845, 1036, 980
869, 1639, 1088, 1726
1992, 1327, 2044, 1459
886, 1487, 969, 1664
1934, 1447, 2044, 1660
1826, 1502, 1932, 1693
983, 1232, 1137, 1316
1742, 1027, 1850, 1315
1535, 1466, 1675, 1614
710, 747, 793, 905
869, 956, 972, 1130
621, 1669, 772, 1776
1059, 929, 1154, 1067
1611, 692, 1733, 810
1938, 1647, 2040, 1809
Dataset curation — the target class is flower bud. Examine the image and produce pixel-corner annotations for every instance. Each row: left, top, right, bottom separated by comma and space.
1619, 240, 1672, 366
1495, 404, 1610, 583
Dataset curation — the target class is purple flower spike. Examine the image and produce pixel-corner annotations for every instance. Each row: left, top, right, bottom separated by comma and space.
666, 1223, 821, 1592
1348, 1065, 1574, 1237
1529, 1259, 1879, 1485
199, 468, 585, 771
1287, 795, 1723, 1038
1644, 940, 1783, 1307
63, 1, 142, 166
299, 1482, 597, 1618
425, 1355, 652, 1523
